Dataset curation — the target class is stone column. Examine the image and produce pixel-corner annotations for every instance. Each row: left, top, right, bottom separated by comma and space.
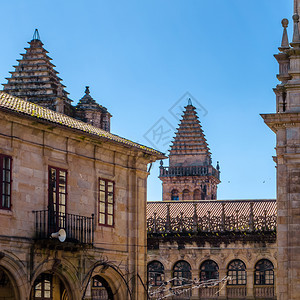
218, 267, 227, 299
246, 268, 254, 299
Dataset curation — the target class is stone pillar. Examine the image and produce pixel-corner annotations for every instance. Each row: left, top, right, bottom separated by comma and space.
247, 268, 254, 299
191, 268, 198, 298
218, 267, 227, 299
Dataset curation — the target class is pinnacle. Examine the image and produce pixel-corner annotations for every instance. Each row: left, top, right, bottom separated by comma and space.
279, 19, 290, 51
32, 29, 41, 41
291, 13, 300, 47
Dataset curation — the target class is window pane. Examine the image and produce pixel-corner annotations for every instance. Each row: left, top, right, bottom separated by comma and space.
99, 214, 105, 224
107, 215, 113, 226
44, 291, 50, 297
108, 204, 113, 214
100, 180, 105, 190
59, 193, 65, 205
108, 193, 113, 203
5, 196, 10, 208
45, 280, 50, 290
3, 157, 10, 170
100, 202, 105, 213
35, 290, 42, 297
100, 191, 105, 201
108, 182, 113, 192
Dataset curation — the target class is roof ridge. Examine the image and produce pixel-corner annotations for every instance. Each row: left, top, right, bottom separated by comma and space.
0, 92, 164, 157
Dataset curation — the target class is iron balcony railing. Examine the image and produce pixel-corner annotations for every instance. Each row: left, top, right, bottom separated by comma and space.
159, 165, 220, 180
33, 210, 94, 245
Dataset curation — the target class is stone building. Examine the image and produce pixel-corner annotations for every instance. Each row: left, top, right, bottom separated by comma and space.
146, 2, 300, 300
2, 0, 300, 299
0, 33, 165, 299
261, 0, 300, 298
147, 104, 277, 299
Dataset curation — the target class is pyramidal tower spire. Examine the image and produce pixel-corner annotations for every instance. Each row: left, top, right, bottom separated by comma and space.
159, 100, 220, 201
2, 29, 73, 115
169, 102, 211, 167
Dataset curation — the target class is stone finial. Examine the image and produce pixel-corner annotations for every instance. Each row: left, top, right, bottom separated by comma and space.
160, 160, 164, 167
280, 19, 290, 51
188, 98, 192, 106
85, 86, 90, 95
292, 14, 300, 46
32, 29, 41, 41
216, 161, 220, 171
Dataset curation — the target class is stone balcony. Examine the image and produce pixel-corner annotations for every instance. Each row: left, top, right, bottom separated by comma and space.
159, 165, 220, 180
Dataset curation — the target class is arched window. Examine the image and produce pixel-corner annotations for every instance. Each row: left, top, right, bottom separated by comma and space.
173, 261, 191, 286
182, 189, 190, 200
31, 273, 69, 300
227, 260, 247, 285
171, 189, 179, 201
147, 261, 165, 287
91, 276, 113, 300
193, 189, 201, 200
254, 260, 274, 285
200, 260, 219, 281
33, 274, 53, 300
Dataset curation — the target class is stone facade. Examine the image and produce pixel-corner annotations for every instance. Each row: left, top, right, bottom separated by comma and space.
146, 199, 277, 299
261, 3, 300, 299
148, 240, 277, 300
0, 92, 164, 300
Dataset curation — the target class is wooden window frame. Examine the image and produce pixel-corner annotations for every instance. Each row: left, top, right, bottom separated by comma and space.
98, 178, 115, 227
48, 166, 68, 231
0, 155, 12, 210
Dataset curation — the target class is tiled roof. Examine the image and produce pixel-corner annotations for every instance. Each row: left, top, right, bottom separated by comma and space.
147, 199, 276, 219
0, 92, 165, 157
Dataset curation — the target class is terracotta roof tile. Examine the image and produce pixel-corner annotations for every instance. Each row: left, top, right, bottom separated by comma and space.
0, 92, 165, 157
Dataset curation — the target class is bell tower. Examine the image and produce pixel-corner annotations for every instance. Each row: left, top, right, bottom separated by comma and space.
159, 100, 220, 201
261, 2, 300, 298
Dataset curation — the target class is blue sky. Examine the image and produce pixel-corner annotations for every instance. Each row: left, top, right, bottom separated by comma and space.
0, 0, 293, 200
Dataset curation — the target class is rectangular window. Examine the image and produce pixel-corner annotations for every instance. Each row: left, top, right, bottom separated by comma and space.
48, 167, 67, 231
99, 178, 114, 226
0, 155, 12, 210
